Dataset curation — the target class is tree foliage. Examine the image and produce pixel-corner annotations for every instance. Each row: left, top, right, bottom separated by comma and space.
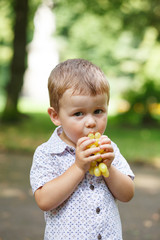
0, 0, 41, 122
54, 0, 160, 124
0, 0, 160, 123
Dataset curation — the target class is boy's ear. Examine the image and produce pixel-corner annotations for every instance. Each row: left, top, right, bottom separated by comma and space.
48, 107, 61, 126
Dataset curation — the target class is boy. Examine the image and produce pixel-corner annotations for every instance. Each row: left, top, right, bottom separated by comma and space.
30, 59, 135, 240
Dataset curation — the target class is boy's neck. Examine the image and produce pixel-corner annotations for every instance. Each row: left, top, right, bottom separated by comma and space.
59, 129, 76, 148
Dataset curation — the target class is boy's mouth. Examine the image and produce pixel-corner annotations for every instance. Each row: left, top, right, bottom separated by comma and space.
86, 131, 96, 137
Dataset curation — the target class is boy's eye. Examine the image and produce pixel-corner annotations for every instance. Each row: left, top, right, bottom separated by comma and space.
94, 109, 103, 114
74, 112, 83, 117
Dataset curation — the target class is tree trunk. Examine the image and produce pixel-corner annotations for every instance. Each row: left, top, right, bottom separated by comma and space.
2, 0, 29, 122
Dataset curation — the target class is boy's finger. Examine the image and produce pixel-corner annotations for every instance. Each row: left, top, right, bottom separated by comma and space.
99, 136, 111, 145
77, 136, 89, 145
78, 138, 97, 150
101, 152, 115, 161
87, 153, 104, 162
100, 144, 114, 152
85, 146, 101, 157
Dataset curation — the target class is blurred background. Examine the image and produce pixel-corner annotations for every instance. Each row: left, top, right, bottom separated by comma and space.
0, 0, 160, 239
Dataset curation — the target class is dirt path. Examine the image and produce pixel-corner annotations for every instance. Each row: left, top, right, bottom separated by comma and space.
119, 164, 160, 240
0, 152, 160, 240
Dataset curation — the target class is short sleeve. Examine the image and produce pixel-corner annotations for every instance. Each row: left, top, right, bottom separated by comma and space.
112, 141, 135, 180
30, 146, 60, 194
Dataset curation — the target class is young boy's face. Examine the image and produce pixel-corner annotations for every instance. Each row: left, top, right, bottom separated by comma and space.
55, 89, 108, 147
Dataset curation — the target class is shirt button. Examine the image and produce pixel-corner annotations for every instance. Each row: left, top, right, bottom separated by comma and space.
90, 184, 94, 190
98, 233, 102, 239
96, 207, 100, 214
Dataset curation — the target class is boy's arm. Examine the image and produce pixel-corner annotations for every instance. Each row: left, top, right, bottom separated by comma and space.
99, 136, 135, 202
104, 165, 135, 202
35, 163, 85, 211
35, 137, 101, 211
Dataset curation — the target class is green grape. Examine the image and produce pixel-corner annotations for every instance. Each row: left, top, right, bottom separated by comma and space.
91, 160, 97, 167
99, 163, 107, 173
102, 169, 109, 178
89, 167, 94, 175
90, 144, 97, 148
94, 166, 102, 177
95, 132, 101, 139
88, 133, 95, 139
99, 149, 104, 154
87, 143, 94, 148
94, 152, 102, 162
87, 132, 109, 178
94, 139, 99, 147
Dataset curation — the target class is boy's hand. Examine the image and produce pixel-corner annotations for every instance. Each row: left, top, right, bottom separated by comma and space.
75, 137, 101, 173
99, 136, 115, 168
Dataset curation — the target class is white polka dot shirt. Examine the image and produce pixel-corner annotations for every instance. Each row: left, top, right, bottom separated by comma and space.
30, 127, 134, 240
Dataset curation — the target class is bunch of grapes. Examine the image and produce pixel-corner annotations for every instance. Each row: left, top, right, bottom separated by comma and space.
88, 132, 109, 178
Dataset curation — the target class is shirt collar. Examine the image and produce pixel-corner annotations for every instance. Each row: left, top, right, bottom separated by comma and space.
46, 126, 75, 154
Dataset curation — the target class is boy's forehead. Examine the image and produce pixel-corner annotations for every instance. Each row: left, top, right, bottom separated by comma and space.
64, 88, 108, 97
59, 89, 108, 106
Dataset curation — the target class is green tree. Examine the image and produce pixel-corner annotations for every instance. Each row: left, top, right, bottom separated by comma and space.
1, 0, 160, 123
1, 0, 29, 121
54, 0, 160, 124
122, 80, 160, 125
0, 0, 41, 122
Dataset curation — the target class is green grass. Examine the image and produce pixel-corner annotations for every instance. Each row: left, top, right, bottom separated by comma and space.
0, 112, 160, 166
0, 113, 55, 153
106, 120, 160, 165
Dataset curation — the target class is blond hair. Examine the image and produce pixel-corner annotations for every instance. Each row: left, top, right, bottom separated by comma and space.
48, 59, 110, 111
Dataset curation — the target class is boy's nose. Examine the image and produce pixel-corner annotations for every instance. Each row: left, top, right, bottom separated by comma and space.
85, 115, 96, 128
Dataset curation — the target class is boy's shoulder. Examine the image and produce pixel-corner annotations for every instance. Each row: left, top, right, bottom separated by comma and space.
34, 126, 68, 156
111, 140, 118, 151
